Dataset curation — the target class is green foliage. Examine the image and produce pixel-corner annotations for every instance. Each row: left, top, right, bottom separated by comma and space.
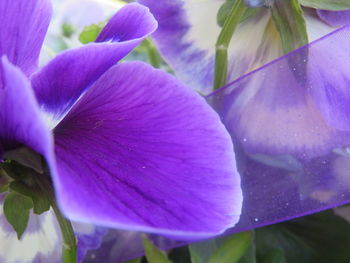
123, 259, 141, 263
217, 0, 261, 27
255, 211, 350, 263
62, 23, 75, 38
238, 240, 257, 263
214, 0, 247, 90
299, 0, 350, 10
1, 159, 50, 215
143, 236, 172, 263
189, 231, 252, 263
79, 23, 105, 44
270, 0, 308, 54
259, 249, 286, 263
3, 192, 33, 239
10, 181, 50, 214
207, 232, 252, 263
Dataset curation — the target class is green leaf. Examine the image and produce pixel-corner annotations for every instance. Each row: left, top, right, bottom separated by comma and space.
189, 238, 218, 263
10, 181, 50, 214
207, 232, 252, 263
238, 235, 257, 263
255, 210, 350, 263
123, 259, 141, 263
62, 23, 75, 38
189, 232, 252, 263
260, 249, 286, 263
3, 192, 33, 239
143, 236, 172, 263
217, 0, 261, 27
3, 147, 43, 174
0, 168, 10, 193
270, 0, 308, 54
0, 184, 8, 193
79, 23, 105, 44
299, 0, 350, 10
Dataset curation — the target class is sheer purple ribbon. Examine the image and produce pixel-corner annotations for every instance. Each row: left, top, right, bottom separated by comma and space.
83, 26, 350, 263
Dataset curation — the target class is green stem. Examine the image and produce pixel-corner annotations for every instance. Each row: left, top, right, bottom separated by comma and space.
52, 200, 77, 263
144, 38, 161, 68
213, 0, 247, 90
35, 169, 77, 263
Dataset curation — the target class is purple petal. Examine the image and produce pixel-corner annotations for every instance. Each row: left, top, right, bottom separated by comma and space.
96, 3, 157, 43
317, 9, 350, 27
207, 26, 350, 158
73, 223, 108, 262
306, 26, 350, 131
0, 0, 52, 75
83, 150, 350, 262
52, 62, 242, 238
0, 56, 53, 158
31, 3, 157, 123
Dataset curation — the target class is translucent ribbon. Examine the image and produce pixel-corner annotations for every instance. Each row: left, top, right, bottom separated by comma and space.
83, 25, 350, 263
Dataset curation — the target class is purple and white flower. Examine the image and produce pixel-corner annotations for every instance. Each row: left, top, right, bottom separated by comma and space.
140, 0, 350, 158
0, 0, 242, 261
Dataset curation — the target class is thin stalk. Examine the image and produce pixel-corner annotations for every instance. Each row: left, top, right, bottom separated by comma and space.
144, 38, 161, 68
214, 0, 247, 90
35, 166, 77, 263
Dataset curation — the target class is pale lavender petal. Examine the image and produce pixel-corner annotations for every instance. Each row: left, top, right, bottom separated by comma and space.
0, 0, 52, 75
73, 223, 108, 262
317, 9, 350, 26
207, 26, 350, 158
84, 230, 144, 262
0, 56, 53, 158
306, 26, 350, 131
31, 3, 157, 123
52, 62, 242, 238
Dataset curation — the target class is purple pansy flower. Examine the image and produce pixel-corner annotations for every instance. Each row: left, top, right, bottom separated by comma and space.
140, 0, 350, 158
0, 0, 243, 261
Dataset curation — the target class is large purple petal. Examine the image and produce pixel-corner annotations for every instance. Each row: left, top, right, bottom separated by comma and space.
31, 3, 157, 123
52, 62, 242, 238
317, 9, 350, 26
207, 26, 350, 158
0, 56, 53, 158
0, 0, 52, 75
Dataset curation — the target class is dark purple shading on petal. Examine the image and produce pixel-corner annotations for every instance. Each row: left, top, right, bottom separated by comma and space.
31, 3, 157, 121
83, 148, 350, 262
207, 26, 350, 158
52, 62, 242, 238
0, 56, 53, 158
317, 9, 350, 26
0, 0, 52, 76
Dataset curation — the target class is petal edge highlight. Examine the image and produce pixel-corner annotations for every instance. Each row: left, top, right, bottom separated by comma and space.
53, 61, 242, 238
